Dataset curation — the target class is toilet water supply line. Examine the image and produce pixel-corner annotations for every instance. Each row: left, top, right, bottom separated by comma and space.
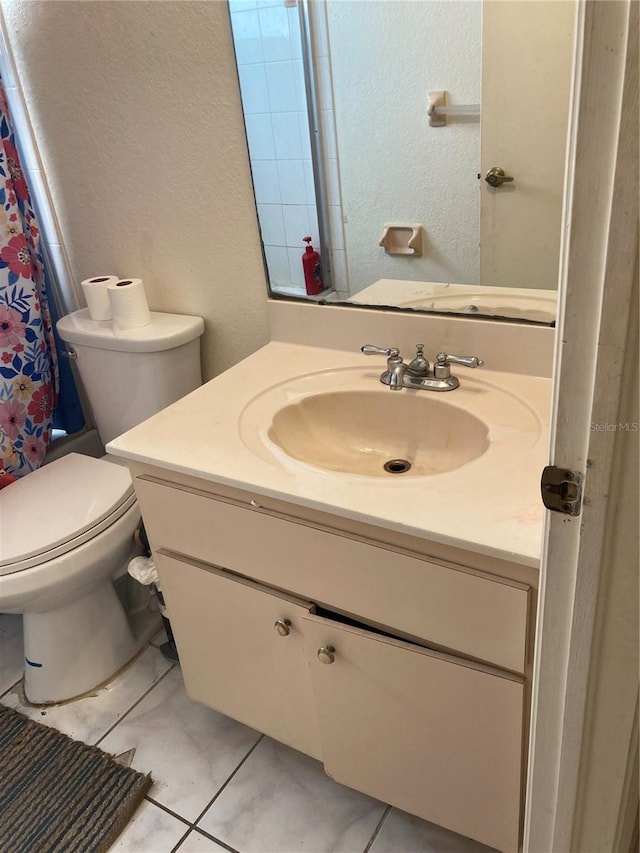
129, 526, 179, 662
127, 554, 166, 618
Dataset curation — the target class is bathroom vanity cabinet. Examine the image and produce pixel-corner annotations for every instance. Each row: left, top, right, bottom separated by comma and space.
131, 466, 537, 853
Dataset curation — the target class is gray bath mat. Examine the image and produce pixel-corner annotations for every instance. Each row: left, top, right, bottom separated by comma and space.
0, 704, 151, 852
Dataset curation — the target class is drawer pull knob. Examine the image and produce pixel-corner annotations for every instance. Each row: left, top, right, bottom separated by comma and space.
274, 619, 291, 637
317, 645, 336, 665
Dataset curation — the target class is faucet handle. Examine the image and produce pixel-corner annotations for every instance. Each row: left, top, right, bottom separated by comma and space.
434, 352, 484, 379
361, 344, 400, 357
436, 353, 484, 369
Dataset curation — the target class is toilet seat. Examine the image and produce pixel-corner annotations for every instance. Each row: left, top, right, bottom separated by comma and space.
0, 453, 135, 575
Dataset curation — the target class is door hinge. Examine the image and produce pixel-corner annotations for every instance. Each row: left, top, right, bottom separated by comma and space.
541, 466, 583, 516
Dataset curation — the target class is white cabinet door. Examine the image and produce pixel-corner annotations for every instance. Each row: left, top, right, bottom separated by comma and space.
304, 613, 524, 852
156, 551, 322, 760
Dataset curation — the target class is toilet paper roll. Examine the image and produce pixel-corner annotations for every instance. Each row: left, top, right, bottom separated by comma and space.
107, 278, 151, 330
81, 276, 119, 321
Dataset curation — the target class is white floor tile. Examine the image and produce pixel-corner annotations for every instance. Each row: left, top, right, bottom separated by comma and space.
176, 829, 230, 852
109, 800, 189, 852
0, 614, 23, 696
99, 667, 261, 823
1, 645, 172, 744
368, 807, 497, 853
197, 737, 386, 853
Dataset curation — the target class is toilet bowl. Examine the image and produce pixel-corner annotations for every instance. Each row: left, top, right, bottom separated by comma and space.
0, 454, 143, 702
0, 309, 204, 704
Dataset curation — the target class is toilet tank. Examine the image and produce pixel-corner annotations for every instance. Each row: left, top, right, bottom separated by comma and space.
57, 309, 205, 445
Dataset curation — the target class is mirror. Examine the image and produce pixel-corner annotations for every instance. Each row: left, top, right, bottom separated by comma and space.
229, 0, 575, 324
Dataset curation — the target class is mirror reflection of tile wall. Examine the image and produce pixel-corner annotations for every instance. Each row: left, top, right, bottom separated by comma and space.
230, 0, 320, 296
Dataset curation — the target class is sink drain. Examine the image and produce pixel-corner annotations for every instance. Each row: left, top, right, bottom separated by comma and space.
383, 459, 412, 474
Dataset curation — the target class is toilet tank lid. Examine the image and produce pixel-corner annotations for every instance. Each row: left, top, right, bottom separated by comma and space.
57, 309, 204, 352
0, 453, 134, 571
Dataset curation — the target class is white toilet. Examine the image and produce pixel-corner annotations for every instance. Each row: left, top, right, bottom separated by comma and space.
0, 308, 204, 704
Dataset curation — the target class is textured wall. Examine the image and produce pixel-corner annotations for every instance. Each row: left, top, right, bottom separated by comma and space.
1, 0, 270, 380
327, 1, 481, 294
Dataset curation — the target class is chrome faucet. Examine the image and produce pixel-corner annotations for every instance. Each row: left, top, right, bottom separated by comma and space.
361, 344, 484, 391
389, 360, 407, 390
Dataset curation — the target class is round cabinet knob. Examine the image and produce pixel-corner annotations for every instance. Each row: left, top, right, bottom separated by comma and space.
274, 619, 291, 637
317, 645, 336, 665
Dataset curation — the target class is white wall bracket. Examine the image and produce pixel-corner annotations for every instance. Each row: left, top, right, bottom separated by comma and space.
378, 224, 423, 256
427, 90, 481, 126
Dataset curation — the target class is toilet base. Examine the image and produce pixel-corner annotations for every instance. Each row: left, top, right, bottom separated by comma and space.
22, 579, 159, 704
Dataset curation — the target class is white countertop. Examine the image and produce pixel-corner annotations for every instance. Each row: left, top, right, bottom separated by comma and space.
107, 342, 551, 568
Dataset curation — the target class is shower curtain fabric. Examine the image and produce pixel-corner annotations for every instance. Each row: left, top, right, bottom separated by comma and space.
0, 84, 58, 478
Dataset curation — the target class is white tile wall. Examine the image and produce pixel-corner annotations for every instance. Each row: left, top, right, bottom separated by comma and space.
287, 247, 305, 287
228, 0, 257, 13
263, 245, 290, 286
251, 160, 280, 205
282, 203, 309, 246
244, 113, 276, 160
271, 111, 303, 160
265, 61, 300, 112
276, 159, 306, 205
231, 9, 264, 65
297, 111, 313, 159
258, 5, 292, 62
237, 64, 268, 114
312, 1, 349, 291
303, 159, 316, 202
256, 203, 285, 245
230, 1, 331, 295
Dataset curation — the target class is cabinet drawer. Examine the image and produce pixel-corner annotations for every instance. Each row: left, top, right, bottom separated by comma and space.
136, 477, 530, 673
155, 550, 322, 760
304, 613, 523, 852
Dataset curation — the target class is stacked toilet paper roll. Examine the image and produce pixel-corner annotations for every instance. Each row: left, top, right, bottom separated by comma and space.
81, 276, 118, 321
107, 278, 151, 330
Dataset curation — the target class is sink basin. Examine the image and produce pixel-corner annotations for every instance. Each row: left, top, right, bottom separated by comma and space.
239, 366, 541, 480
348, 280, 557, 323
401, 293, 557, 323
268, 390, 489, 477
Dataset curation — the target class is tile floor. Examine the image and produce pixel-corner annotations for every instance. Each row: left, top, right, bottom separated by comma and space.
0, 614, 494, 853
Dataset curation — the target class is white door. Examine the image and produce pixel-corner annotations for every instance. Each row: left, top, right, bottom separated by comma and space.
525, 2, 638, 851
480, 0, 575, 290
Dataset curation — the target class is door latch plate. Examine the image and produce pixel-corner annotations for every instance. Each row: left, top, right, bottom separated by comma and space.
541, 466, 583, 516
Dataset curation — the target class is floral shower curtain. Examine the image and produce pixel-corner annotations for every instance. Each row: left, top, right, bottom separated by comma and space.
0, 82, 58, 478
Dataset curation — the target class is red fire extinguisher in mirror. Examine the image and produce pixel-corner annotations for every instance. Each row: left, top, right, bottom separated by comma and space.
302, 236, 323, 296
